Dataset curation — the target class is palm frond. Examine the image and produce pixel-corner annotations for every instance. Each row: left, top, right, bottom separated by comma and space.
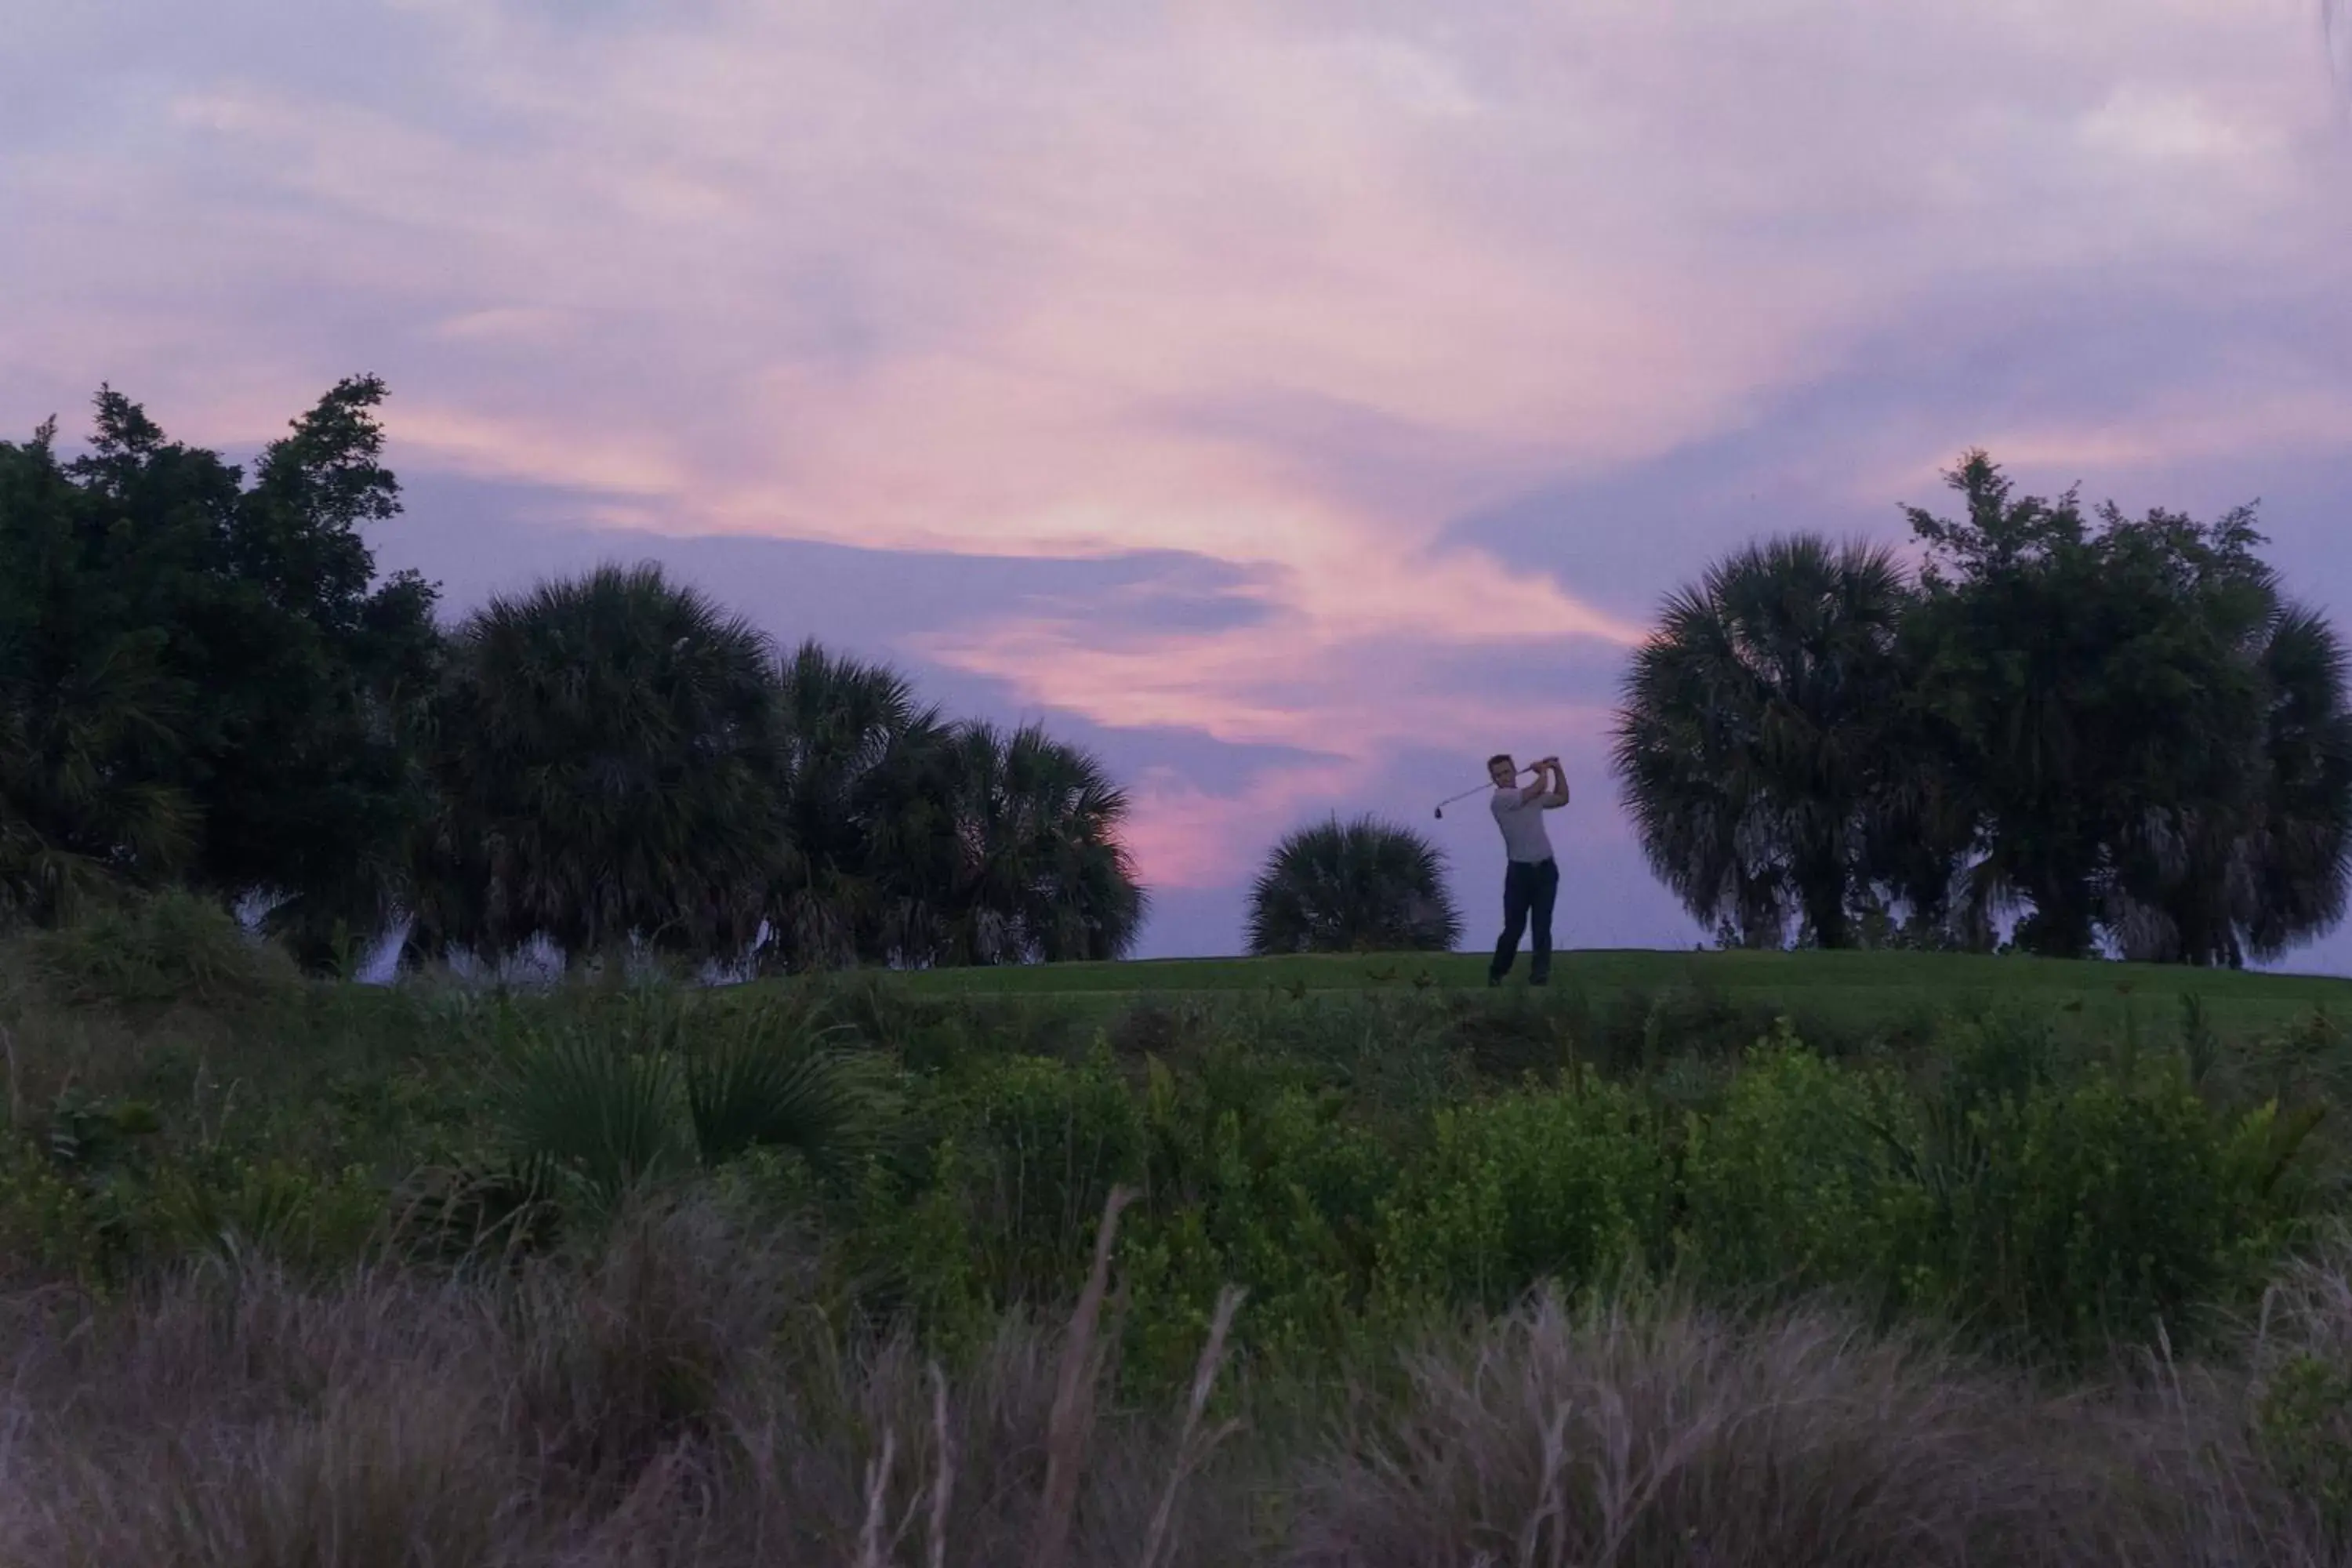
412, 562, 779, 969
493, 1020, 686, 1219
684, 1002, 876, 1175
1247, 815, 1461, 955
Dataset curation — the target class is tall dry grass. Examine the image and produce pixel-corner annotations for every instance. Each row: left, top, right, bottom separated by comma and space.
0, 1195, 1259, 1568
1290, 1294, 2341, 1567
1, 1200, 2347, 1566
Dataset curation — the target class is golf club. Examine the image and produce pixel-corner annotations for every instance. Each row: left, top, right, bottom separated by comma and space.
1433, 763, 1537, 818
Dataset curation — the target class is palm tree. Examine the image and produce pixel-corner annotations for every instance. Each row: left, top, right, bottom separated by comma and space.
897, 721, 1146, 965
406, 563, 779, 970
2107, 603, 2352, 966
1247, 815, 1461, 955
1610, 535, 1913, 949
762, 640, 949, 970
2240, 605, 2352, 956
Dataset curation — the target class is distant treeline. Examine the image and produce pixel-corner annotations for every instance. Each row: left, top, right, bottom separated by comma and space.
0, 378, 1142, 973
9, 379, 2344, 973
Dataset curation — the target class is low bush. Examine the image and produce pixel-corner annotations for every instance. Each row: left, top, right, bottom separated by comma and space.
1679, 1035, 1924, 1301
1121, 1054, 1393, 1382
484, 989, 880, 1223
23, 889, 298, 1012
0, 949, 2337, 1388
2253, 1236, 2352, 1553
1896, 1054, 2314, 1356
1376, 1076, 1669, 1314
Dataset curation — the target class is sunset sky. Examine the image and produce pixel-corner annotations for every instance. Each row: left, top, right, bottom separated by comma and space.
8, 1, 2352, 965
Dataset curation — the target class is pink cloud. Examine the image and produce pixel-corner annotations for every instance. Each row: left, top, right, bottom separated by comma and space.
1123, 762, 1366, 891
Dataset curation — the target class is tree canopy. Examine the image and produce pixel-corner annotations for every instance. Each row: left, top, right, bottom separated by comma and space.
1613, 452, 2352, 964
0, 380, 439, 960
0, 383, 1148, 974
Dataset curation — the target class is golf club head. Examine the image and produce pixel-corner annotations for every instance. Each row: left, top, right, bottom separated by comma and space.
1433, 805, 1444, 818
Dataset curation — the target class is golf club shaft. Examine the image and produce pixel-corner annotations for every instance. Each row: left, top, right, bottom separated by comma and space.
1436, 763, 1541, 811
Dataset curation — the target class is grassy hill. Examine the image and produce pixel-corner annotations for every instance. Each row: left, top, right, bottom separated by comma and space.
9, 908, 2352, 1562
888, 946, 2352, 1040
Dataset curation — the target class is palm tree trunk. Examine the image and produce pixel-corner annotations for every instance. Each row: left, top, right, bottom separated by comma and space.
1798, 857, 1851, 949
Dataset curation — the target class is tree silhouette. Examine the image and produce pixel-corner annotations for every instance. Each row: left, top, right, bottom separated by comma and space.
1247, 816, 1461, 955
763, 639, 949, 970
1616, 457, 2352, 964
407, 563, 776, 969
900, 721, 1146, 965
2105, 604, 2352, 965
1612, 535, 1912, 949
1903, 455, 2292, 959
0, 381, 438, 956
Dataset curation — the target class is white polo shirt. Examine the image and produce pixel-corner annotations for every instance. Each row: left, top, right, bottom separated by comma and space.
1490, 787, 1554, 865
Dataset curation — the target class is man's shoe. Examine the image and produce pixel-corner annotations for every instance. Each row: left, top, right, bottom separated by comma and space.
1530, 975, 1548, 988
1487, 973, 1503, 988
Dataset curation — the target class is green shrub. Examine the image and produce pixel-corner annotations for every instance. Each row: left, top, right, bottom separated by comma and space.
960, 1049, 1145, 1284
1217, 993, 1472, 1122
1679, 1036, 1925, 1300
2259, 1351, 2352, 1546
479, 988, 889, 1231
0, 1134, 104, 1286
27, 890, 297, 1011
1918, 1057, 2310, 1354
147, 1156, 388, 1273
42, 1087, 165, 1171
1376, 1077, 1668, 1313
849, 1049, 1145, 1328
0, 1120, 390, 1286
1120, 1054, 1396, 1381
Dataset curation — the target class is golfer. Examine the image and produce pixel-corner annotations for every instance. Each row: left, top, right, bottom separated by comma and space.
1486, 753, 1567, 986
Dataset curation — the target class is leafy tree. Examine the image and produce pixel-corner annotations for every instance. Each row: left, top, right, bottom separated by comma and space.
180, 380, 442, 964
759, 645, 1146, 970
0, 381, 438, 958
0, 420, 195, 922
3, 386, 1154, 975
407, 563, 777, 970
1611, 535, 1915, 949
1902, 455, 2289, 959
1620, 459, 2350, 964
1247, 815, 1461, 955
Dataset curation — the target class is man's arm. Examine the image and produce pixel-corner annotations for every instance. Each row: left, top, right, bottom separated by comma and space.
1539, 757, 1571, 809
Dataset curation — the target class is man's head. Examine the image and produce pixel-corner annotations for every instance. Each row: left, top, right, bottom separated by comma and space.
1488, 753, 1517, 788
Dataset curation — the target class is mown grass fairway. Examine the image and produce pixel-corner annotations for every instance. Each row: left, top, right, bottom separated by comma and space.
887, 946, 2352, 1039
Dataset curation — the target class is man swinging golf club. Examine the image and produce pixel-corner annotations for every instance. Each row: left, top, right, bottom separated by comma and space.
1485, 753, 1567, 986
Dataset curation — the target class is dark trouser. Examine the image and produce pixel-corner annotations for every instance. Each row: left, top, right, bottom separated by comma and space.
1491, 857, 1559, 983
